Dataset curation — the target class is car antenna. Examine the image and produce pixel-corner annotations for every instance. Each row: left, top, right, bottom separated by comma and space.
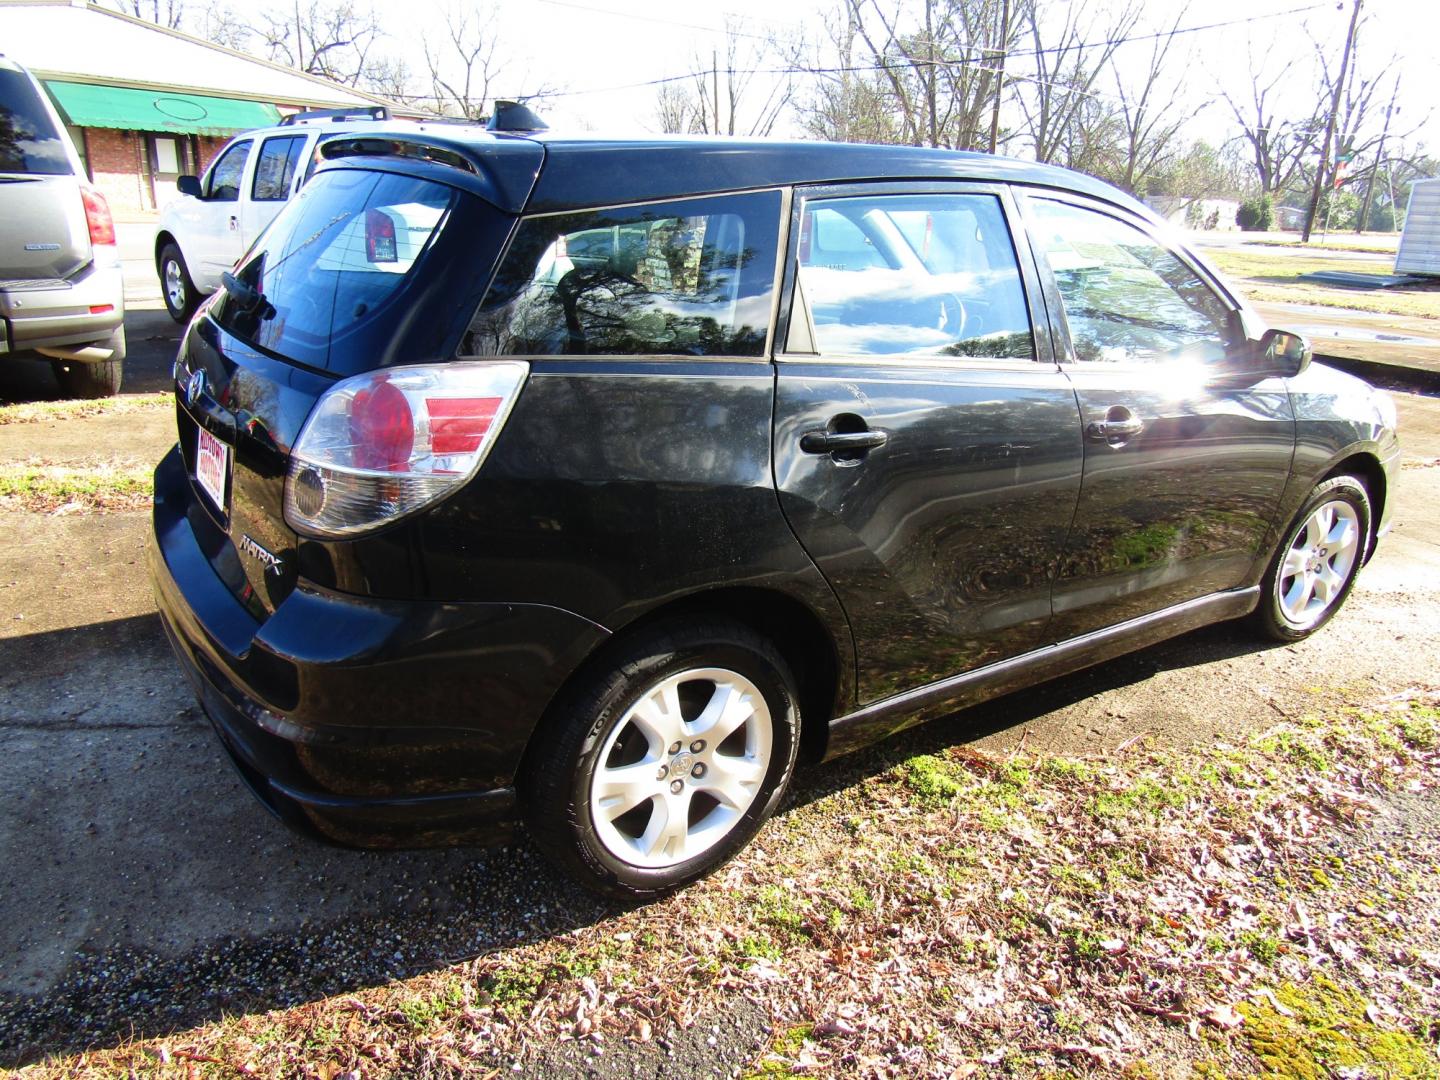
486, 100, 548, 133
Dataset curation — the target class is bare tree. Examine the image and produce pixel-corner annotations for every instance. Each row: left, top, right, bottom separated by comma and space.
253, 0, 383, 87
1218, 41, 1322, 197
798, 5, 906, 144
830, 0, 1018, 149
1013, 0, 1139, 167
422, 3, 554, 120
112, 0, 184, 30
1106, 5, 1198, 194
651, 21, 799, 137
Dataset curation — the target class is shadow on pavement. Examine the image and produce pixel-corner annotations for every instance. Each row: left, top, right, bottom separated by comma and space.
0, 310, 182, 405
0, 607, 1280, 1067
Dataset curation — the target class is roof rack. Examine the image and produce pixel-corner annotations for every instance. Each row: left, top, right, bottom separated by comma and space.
278, 105, 388, 127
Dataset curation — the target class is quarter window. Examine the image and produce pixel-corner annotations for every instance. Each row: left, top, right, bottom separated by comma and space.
252, 135, 306, 201
205, 139, 251, 202
793, 192, 1034, 359
1030, 199, 1235, 364
469, 191, 781, 358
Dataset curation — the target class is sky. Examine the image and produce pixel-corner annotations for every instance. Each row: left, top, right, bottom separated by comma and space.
360, 0, 1439, 154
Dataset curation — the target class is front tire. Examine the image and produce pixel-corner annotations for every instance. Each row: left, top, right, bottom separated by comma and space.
1255, 475, 1370, 641
159, 242, 199, 323
522, 618, 801, 900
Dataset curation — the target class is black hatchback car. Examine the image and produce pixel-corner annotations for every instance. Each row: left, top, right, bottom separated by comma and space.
150, 127, 1399, 898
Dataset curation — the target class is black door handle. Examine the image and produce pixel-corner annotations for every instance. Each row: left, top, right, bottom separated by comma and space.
800, 429, 889, 454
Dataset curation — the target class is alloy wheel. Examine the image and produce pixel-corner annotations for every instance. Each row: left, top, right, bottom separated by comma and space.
1275, 498, 1361, 631
588, 667, 772, 869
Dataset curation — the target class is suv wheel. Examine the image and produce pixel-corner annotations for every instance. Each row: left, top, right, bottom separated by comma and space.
159, 242, 200, 323
1255, 475, 1370, 641
523, 618, 800, 899
50, 326, 125, 398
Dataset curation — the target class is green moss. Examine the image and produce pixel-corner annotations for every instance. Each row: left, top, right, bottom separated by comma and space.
1238, 978, 1437, 1078
900, 754, 965, 806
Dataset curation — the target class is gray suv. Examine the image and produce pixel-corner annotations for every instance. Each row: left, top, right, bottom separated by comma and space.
0, 56, 125, 397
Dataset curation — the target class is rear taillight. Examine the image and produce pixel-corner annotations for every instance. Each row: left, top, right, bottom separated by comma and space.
80, 184, 116, 247
365, 208, 397, 263
284, 361, 528, 537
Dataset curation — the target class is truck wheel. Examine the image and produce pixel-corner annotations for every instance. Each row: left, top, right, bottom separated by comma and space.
160, 242, 200, 323
51, 326, 125, 399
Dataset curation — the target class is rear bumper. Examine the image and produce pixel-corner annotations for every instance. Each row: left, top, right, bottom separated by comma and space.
149, 444, 610, 847
0, 262, 123, 355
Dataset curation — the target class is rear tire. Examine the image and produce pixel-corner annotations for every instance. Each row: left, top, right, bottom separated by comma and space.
522, 618, 801, 900
50, 327, 125, 398
1254, 475, 1370, 642
159, 242, 200, 323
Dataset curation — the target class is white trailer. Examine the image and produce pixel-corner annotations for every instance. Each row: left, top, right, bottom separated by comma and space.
1396, 178, 1440, 277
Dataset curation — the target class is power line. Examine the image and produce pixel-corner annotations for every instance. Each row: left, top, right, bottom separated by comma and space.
519, 2, 1332, 102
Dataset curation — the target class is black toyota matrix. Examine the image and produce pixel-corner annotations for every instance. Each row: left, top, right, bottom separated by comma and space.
150, 123, 1399, 898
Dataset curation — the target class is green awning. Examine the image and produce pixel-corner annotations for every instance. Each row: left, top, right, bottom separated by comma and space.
43, 81, 280, 136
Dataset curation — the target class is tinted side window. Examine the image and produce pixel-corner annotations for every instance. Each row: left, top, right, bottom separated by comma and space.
795, 192, 1034, 359
252, 135, 305, 201
470, 190, 781, 358
0, 68, 71, 175
1030, 199, 1234, 364
205, 140, 251, 201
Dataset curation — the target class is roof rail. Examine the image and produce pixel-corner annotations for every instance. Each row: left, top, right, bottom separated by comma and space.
279, 105, 388, 126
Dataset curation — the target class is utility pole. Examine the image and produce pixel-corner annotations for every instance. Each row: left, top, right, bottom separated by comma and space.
1302, 0, 1363, 242
1356, 79, 1398, 233
712, 51, 720, 135
987, 0, 1010, 154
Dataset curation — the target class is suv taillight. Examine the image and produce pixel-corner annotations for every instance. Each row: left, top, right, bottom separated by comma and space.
80, 184, 116, 247
284, 361, 528, 537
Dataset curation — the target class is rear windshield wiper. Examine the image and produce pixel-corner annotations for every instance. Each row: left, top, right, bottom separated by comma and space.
221, 271, 275, 320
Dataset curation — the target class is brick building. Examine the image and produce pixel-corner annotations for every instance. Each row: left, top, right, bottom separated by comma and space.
0, 0, 406, 217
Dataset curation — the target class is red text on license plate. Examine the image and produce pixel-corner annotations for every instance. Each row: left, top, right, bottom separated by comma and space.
196, 426, 228, 511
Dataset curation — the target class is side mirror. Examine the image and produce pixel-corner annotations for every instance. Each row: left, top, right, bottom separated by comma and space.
176, 174, 203, 198
1257, 327, 1312, 378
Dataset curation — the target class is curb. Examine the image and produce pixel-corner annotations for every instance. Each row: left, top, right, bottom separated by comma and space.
1316, 353, 1440, 395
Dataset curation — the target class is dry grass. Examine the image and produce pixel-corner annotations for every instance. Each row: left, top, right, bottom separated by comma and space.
12, 690, 1440, 1079
0, 463, 152, 512
1207, 250, 1440, 321
0, 393, 170, 425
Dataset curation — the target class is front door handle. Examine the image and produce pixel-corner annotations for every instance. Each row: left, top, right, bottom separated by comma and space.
1086, 406, 1144, 443
800, 429, 889, 454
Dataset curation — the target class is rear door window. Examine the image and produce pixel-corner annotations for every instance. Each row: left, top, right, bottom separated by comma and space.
213, 168, 459, 371
793, 192, 1035, 359
469, 190, 781, 357
0, 68, 72, 175
252, 135, 306, 201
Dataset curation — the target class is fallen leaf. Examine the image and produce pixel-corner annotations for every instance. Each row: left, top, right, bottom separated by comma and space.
1204, 1004, 1244, 1030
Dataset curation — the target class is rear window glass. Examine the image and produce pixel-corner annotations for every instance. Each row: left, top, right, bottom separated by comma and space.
0, 69, 72, 175
468, 190, 781, 358
214, 169, 457, 371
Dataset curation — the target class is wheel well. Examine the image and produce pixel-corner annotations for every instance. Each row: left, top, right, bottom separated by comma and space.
154, 231, 176, 270
1324, 453, 1385, 559
539, 589, 843, 767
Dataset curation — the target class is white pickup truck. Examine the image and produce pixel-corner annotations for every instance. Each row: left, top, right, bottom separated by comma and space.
153, 106, 389, 322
